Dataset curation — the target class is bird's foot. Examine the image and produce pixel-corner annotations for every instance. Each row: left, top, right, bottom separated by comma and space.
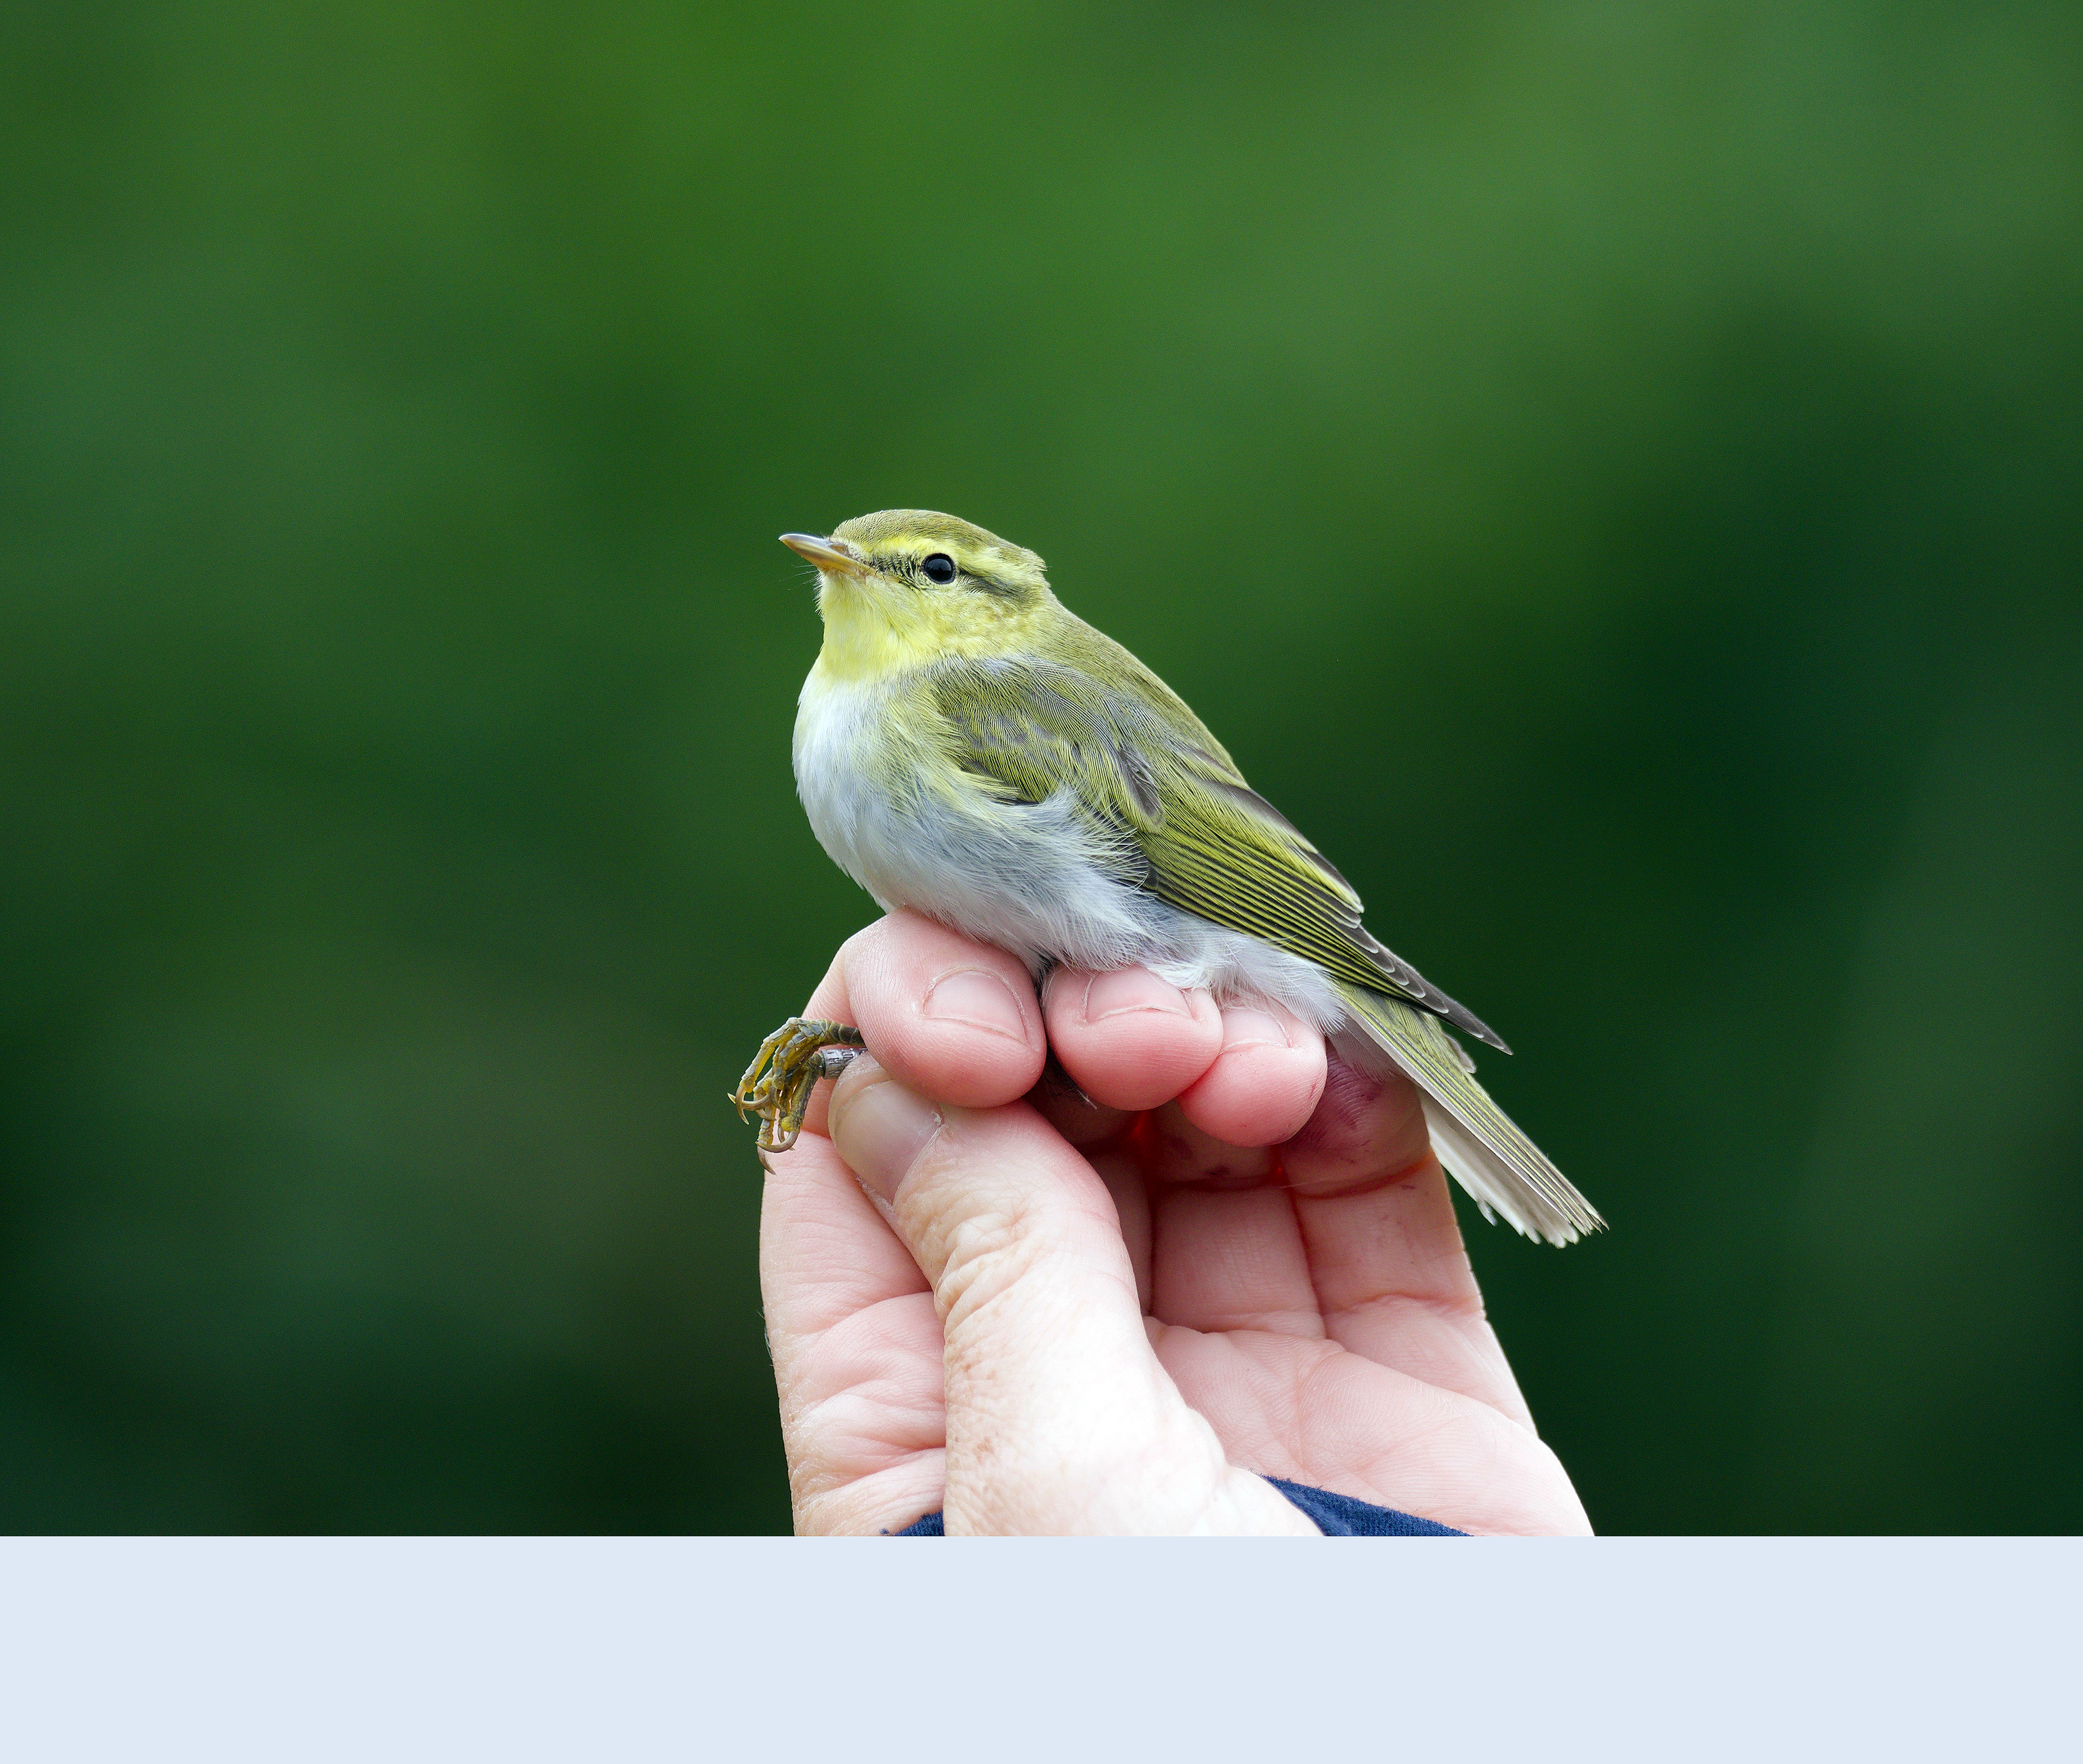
730, 1017, 867, 1154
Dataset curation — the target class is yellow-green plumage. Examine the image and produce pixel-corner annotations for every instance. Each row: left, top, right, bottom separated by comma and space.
758, 509, 1603, 1246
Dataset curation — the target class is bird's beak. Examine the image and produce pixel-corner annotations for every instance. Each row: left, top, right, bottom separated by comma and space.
779, 533, 872, 579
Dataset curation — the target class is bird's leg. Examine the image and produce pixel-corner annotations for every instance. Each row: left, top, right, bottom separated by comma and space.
730, 1018, 867, 1154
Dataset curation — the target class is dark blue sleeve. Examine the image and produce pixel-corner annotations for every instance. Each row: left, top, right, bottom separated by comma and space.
889, 1479, 1465, 1536
1261, 1478, 1465, 1536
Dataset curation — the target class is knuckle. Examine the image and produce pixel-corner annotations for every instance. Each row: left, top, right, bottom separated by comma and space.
924, 1193, 1064, 1336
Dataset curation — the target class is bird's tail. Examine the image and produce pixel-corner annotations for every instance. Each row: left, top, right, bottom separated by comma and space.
1332, 982, 1604, 1247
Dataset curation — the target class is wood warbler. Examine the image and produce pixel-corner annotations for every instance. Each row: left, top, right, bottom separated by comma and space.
732, 510, 1602, 1245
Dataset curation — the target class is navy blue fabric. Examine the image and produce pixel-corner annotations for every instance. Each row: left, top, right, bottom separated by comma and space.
893, 1509, 946, 1535
889, 1479, 1463, 1536
1263, 1478, 1465, 1536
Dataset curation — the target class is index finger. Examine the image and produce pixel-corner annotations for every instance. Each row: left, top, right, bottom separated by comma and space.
812, 911, 1047, 1123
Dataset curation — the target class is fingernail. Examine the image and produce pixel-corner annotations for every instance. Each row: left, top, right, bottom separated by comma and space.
1221, 1007, 1292, 1051
921, 968, 1030, 1042
828, 1069, 942, 1202
1083, 968, 1191, 1022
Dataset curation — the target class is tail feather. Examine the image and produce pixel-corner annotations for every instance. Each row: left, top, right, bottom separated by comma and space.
1332, 982, 1603, 1247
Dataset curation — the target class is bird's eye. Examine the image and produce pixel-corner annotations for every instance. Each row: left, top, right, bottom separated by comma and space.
920, 553, 957, 585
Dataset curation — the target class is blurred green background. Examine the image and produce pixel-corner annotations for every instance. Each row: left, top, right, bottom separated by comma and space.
4, 0, 2078, 1533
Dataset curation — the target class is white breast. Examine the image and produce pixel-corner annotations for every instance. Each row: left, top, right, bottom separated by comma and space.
792, 668, 1149, 974
791, 667, 1353, 1031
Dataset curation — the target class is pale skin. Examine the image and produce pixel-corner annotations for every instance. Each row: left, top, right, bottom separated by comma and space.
760, 910, 1594, 1536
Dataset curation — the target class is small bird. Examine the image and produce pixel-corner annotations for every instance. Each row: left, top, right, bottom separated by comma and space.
732, 510, 1602, 1245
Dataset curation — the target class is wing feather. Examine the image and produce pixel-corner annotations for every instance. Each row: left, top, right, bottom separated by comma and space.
926, 649, 1508, 1051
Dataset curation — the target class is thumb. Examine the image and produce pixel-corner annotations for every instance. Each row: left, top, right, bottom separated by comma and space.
826, 1057, 1311, 1536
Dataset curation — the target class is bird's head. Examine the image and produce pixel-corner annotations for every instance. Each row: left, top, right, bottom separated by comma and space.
781, 510, 1053, 680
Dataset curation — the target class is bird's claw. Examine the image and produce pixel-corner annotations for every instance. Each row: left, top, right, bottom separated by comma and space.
730, 1017, 867, 1154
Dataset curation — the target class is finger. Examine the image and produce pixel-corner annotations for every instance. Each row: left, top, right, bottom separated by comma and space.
1284, 1053, 1530, 1421
826, 1059, 1312, 1535
1136, 1102, 1281, 1188
1041, 967, 1224, 1112
760, 937, 950, 1534
1032, 996, 1325, 1156
834, 910, 1047, 1112
767, 938, 929, 1339
1280, 1049, 1434, 1198
758, 1132, 948, 1534
1175, 1002, 1326, 1148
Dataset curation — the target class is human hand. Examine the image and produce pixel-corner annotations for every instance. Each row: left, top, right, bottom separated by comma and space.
758, 910, 1593, 1534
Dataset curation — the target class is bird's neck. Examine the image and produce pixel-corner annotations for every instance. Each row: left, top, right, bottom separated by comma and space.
812, 580, 1058, 685
813, 583, 934, 684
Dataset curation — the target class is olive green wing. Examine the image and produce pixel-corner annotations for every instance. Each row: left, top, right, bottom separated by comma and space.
926, 651, 1508, 1052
